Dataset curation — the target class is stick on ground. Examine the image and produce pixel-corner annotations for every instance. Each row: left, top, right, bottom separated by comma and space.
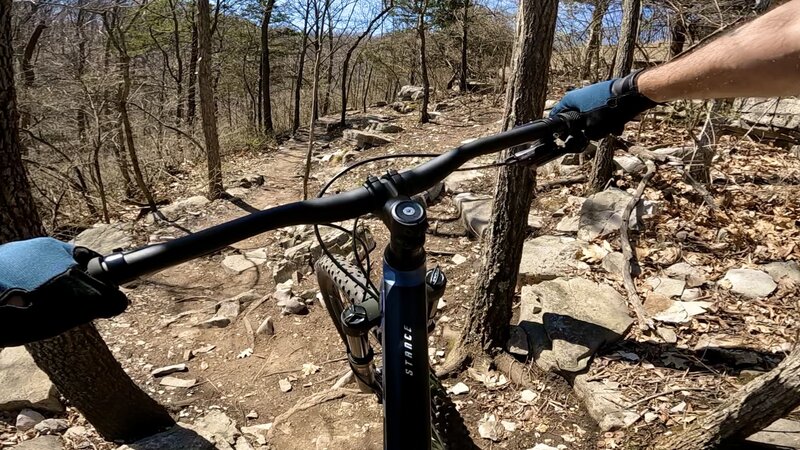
620, 159, 656, 331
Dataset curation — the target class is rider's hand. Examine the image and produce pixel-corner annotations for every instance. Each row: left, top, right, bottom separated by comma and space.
0, 237, 129, 346
549, 70, 658, 140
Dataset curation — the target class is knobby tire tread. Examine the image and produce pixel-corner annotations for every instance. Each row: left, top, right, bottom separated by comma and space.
315, 255, 476, 450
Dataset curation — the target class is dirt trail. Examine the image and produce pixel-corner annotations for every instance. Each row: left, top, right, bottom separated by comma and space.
88, 102, 597, 450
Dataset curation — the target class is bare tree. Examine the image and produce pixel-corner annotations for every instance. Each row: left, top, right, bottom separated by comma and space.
197, 0, 224, 199
186, 1, 199, 127
260, 0, 276, 135
416, 0, 431, 123
580, 0, 608, 81
441, 0, 559, 372
292, 0, 311, 135
303, 0, 331, 199
103, 9, 160, 213
1, 0, 174, 440
459, 0, 469, 91
588, 0, 640, 193
339, 0, 394, 127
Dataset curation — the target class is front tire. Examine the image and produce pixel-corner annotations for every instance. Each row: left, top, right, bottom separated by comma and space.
315, 256, 476, 449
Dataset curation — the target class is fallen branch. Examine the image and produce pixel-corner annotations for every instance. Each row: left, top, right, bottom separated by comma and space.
267, 388, 360, 439
628, 386, 707, 409
620, 159, 656, 331
651, 348, 800, 449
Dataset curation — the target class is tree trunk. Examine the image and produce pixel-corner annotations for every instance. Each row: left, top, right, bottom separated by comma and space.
75, 7, 88, 142
186, 3, 198, 128
197, 0, 224, 199
21, 22, 46, 87
260, 0, 275, 135
292, 1, 310, 135
1, 2, 174, 441
169, 0, 184, 137
117, 55, 158, 211
321, 7, 333, 117
458, 0, 558, 353
417, 0, 430, 124
652, 349, 800, 450
580, 0, 607, 81
112, 110, 135, 198
589, 0, 639, 193
303, 32, 323, 200
459, 0, 469, 92
362, 65, 372, 113
338, 1, 392, 126
93, 142, 110, 223
669, 15, 687, 59
1, 2, 42, 239
611, 0, 640, 77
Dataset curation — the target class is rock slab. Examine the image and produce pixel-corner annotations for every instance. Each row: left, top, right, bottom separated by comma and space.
519, 277, 633, 373
73, 223, 133, 255
721, 268, 777, 298
12, 436, 64, 450
518, 236, 585, 285
578, 188, 645, 241
0, 347, 62, 413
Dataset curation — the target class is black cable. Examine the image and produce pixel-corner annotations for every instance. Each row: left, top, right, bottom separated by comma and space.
352, 216, 379, 297
314, 153, 440, 297
313, 152, 509, 298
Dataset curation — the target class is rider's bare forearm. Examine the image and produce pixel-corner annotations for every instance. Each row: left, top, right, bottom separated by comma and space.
638, 0, 800, 102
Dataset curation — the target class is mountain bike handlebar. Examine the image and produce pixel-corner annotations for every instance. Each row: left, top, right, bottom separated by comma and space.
87, 112, 584, 286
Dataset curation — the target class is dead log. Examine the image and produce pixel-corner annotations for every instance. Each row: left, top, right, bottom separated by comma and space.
652, 347, 800, 450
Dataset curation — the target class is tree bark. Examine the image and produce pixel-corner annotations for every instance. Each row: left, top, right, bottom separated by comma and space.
652, 349, 800, 450
669, 15, 687, 59
186, 2, 198, 127
117, 55, 159, 211
417, 0, 430, 124
362, 64, 372, 113
321, 7, 333, 117
589, 0, 639, 193
580, 0, 607, 81
260, 0, 275, 135
292, 1, 310, 135
21, 22, 46, 87
459, 0, 469, 92
458, 0, 558, 352
339, 1, 392, 126
611, 0, 640, 77
169, 0, 184, 128
1, 1, 174, 441
197, 0, 224, 199
303, 0, 330, 199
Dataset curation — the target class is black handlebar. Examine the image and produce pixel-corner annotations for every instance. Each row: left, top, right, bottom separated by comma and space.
87, 112, 583, 285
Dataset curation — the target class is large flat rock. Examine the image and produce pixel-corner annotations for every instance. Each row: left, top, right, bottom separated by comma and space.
518, 236, 586, 285
721, 268, 777, 298
0, 347, 62, 413
454, 193, 542, 238
747, 419, 800, 449
73, 223, 133, 255
519, 277, 633, 373
12, 436, 63, 450
578, 188, 646, 241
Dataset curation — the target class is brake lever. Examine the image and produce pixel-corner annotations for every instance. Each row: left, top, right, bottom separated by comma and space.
503, 132, 589, 168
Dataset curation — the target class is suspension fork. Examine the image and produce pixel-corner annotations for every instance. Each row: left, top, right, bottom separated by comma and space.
380, 197, 432, 450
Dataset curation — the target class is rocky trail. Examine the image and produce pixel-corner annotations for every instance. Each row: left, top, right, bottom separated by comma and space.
2, 94, 800, 450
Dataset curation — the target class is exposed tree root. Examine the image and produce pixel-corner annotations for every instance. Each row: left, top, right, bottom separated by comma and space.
493, 352, 538, 389
267, 388, 361, 439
